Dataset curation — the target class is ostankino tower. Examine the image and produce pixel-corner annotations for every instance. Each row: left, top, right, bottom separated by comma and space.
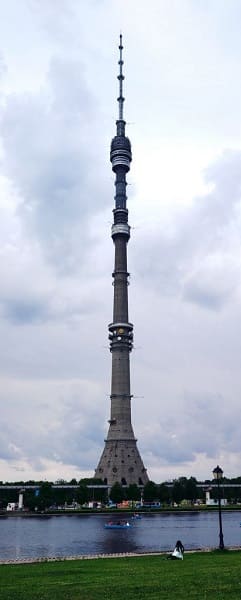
95, 36, 149, 487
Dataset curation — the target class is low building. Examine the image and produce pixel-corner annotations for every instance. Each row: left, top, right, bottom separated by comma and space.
6, 502, 18, 511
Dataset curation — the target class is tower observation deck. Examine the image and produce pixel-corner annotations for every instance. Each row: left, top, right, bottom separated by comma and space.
95, 36, 148, 487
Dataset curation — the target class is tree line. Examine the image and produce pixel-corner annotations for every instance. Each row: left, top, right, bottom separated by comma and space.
1, 475, 241, 511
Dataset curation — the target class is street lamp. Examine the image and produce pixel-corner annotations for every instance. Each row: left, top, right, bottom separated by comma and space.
212, 465, 224, 550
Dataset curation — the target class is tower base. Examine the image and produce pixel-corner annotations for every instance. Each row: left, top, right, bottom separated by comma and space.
95, 439, 148, 487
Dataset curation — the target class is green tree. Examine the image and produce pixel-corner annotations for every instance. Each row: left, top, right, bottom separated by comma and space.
109, 482, 125, 504
185, 477, 198, 503
78, 478, 106, 503
36, 482, 53, 510
143, 481, 159, 501
90, 486, 107, 503
126, 484, 141, 502
53, 487, 76, 506
0, 488, 18, 508
79, 478, 104, 486
23, 490, 37, 511
158, 483, 171, 504
76, 485, 89, 506
172, 479, 185, 505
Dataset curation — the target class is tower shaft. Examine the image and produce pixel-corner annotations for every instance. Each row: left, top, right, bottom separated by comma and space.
95, 36, 148, 487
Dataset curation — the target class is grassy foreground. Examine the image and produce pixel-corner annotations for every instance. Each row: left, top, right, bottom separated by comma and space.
1, 551, 241, 600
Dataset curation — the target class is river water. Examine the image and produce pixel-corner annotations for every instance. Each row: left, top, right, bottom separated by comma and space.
0, 511, 240, 560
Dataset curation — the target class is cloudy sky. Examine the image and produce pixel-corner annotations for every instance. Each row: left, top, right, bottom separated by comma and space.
1, 0, 241, 484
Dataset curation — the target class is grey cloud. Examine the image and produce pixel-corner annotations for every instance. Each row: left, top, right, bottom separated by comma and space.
0, 381, 106, 473
1, 3, 241, 482
2, 298, 48, 324
133, 150, 241, 311
141, 390, 240, 467
29, 0, 77, 45
183, 286, 226, 311
0, 56, 109, 272
49, 57, 94, 114
182, 254, 239, 310
0, 440, 18, 461
0, 55, 7, 80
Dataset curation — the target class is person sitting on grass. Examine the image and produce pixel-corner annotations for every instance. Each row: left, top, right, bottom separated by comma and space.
167, 540, 184, 560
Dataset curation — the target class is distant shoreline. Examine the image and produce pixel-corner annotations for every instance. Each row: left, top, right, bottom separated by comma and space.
1, 506, 241, 518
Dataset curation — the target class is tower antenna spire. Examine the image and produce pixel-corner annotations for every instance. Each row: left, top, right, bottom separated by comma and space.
117, 33, 125, 124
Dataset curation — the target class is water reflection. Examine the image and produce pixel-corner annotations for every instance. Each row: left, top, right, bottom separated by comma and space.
101, 527, 139, 555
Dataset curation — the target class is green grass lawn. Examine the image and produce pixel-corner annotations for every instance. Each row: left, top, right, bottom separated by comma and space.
1, 551, 241, 600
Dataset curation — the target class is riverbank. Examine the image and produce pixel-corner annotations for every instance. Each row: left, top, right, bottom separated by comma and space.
1, 551, 241, 599
1, 504, 241, 517
1, 546, 241, 565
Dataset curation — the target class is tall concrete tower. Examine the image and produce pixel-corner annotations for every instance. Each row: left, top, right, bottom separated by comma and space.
95, 36, 148, 488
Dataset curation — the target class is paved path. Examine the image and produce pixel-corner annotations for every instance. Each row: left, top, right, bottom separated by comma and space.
1, 546, 241, 565
1, 548, 237, 565
0, 552, 161, 565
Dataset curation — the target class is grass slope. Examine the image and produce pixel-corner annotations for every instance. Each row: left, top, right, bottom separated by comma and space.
1, 551, 241, 600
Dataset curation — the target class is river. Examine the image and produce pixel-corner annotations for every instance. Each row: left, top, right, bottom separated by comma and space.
0, 511, 240, 560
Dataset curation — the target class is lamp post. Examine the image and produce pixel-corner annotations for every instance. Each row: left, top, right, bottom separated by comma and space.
212, 465, 224, 550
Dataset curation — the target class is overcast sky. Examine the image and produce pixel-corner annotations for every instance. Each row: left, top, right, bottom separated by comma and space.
1, 0, 241, 483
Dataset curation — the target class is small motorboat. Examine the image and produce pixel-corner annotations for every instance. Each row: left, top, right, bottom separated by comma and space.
131, 513, 142, 520
104, 520, 132, 529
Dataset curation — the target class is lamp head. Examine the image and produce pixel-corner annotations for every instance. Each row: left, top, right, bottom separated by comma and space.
213, 465, 223, 480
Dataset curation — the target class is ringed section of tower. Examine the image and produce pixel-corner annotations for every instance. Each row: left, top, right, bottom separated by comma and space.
108, 115, 134, 441
95, 127, 148, 487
